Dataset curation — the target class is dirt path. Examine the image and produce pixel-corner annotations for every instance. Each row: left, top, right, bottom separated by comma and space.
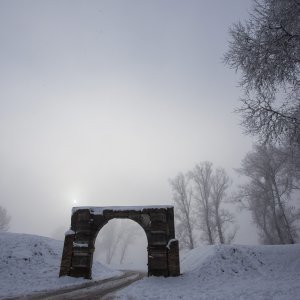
8, 271, 145, 300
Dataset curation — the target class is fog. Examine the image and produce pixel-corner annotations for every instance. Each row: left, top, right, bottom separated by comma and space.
94, 219, 148, 270
0, 0, 257, 246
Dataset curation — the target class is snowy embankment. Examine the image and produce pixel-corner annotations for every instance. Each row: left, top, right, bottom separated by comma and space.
116, 244, 300, 299
1, 232, 300, 299
0, 232, 120, 299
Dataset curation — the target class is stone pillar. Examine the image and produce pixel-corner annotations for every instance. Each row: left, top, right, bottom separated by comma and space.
68, 209, 95, 279
59, 231, 75, 277
167, 239, 180, 276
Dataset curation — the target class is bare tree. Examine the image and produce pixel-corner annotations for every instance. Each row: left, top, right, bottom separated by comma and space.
224, 0, 300, 144
211, 168, 236, 244
0, 206, 11, 232
95, 220, 145, 265
189, 162, 236, 245
118, 223, 141, 264
190, 162, 215, 244
237, 144, 299, 244
170, 173, 195, 249
96, 221, 122, 264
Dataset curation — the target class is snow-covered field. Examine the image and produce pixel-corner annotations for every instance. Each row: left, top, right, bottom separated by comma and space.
1, 232, 300, 299
116, 244, 300, 300
0, 232, 120, 299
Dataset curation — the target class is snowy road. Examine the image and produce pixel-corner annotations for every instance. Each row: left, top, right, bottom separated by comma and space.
7, 271, 145, 300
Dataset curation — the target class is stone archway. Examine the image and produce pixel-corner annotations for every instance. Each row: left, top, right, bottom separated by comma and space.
59, 206, 180, 279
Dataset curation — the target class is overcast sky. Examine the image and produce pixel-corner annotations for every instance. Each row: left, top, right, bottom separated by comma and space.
0, 0, 257, 243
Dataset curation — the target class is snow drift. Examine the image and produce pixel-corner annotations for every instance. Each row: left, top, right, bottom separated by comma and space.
0, 232, 120, 298
181, 244, 272, 279
116, 243, 300, 299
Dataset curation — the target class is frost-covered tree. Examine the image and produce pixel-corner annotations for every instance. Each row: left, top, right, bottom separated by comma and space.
224, 0, 300, 144
97, 221, 121, 264
189, 162, 236, 245
170, 173, 195, 249
211, 168, 237, 244
189, 162, 215, 244
237, 144, 299, 244
0, 206, 11, 232
118, 223, 140, 264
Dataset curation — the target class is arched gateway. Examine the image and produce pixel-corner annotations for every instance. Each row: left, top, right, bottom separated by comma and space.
59, 206, 180, 279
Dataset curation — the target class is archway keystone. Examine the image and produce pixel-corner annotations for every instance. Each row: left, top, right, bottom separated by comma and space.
59, 206, 180, 279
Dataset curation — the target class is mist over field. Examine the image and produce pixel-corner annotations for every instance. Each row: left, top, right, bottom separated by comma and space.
0, 0, 257, 246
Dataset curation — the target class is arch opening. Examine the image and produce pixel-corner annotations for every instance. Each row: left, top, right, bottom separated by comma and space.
59, 206, 180, 279
94, 219, 147, 271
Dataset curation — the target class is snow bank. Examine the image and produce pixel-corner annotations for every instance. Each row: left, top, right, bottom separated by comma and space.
181, 244, 273, 280
0, 232, 120, 298
115, 243, 300, 299
1, 232, 299, 299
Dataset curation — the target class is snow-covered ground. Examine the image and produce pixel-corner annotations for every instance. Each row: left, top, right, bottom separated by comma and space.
1, 232, 300, 299
0, 232, 120, 299
115, 244, 300, 299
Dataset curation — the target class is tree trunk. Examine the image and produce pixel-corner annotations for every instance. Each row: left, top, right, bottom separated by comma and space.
186, 219, 194, 249
271, 177, 295, 244
267, 179, 285, 244
205, 206, 213, 245
215, 210, 224, 244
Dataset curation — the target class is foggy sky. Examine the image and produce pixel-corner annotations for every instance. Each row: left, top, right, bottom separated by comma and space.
0, 0, 257, 243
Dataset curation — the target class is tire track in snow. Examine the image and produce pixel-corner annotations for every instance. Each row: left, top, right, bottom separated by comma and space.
7, 271, 145, 300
